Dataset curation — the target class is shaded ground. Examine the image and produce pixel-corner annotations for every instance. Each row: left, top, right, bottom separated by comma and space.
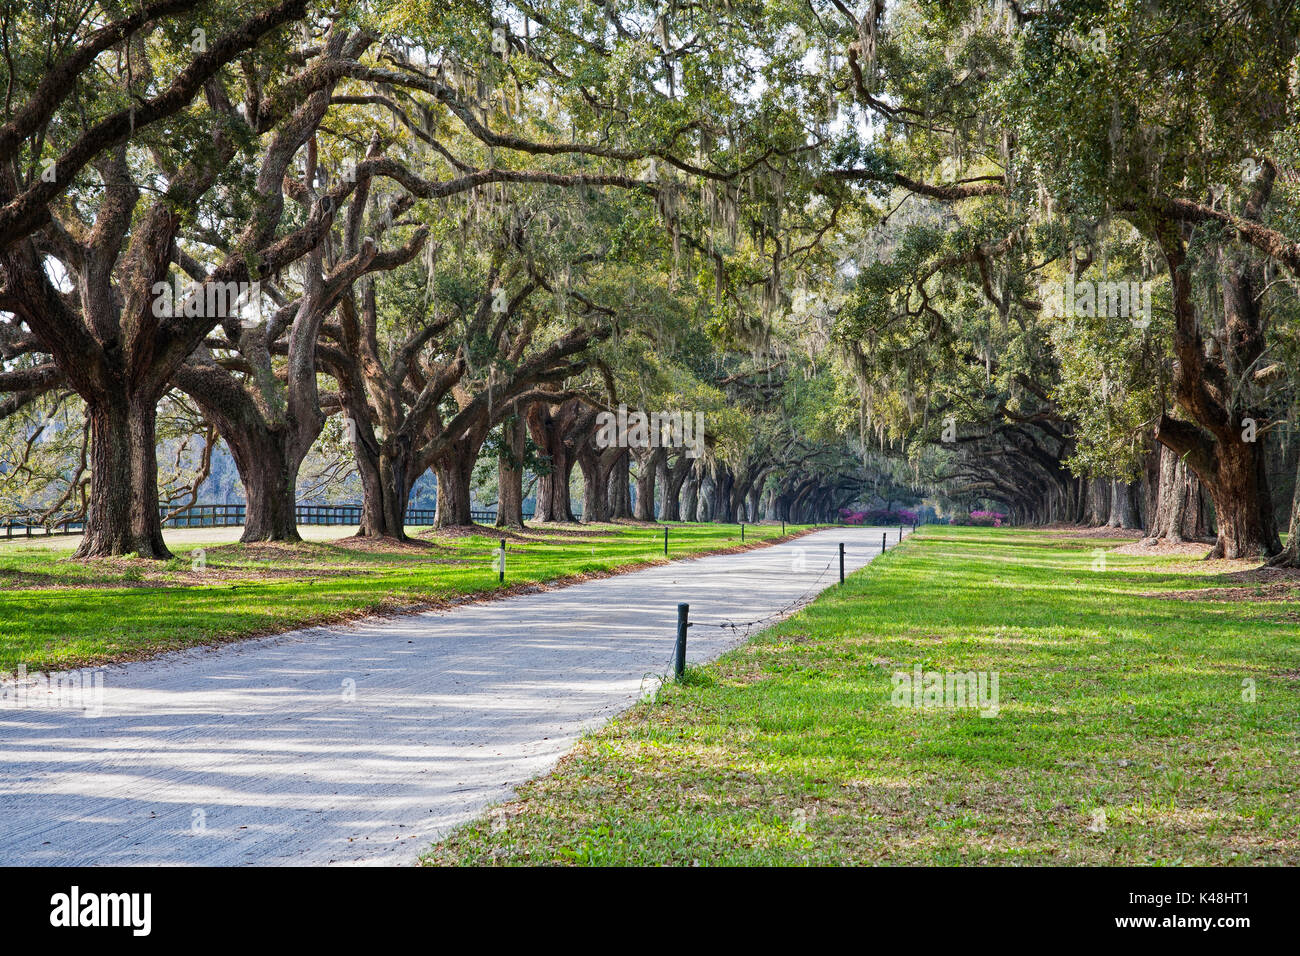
1111, 539, 1214, 558
1041, 524, 1144, 539
1145, 564, 1300, 602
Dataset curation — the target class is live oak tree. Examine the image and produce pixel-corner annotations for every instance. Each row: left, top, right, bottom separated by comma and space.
10, 0, 1295, 563
0, 0, 307, 251
0, 6, 368, 557
170, 132, 425, 542
999, 0, 1300, 556
322, 181, 632, 539
0, 0, 868, 552
314, 0, 815, 535
802, 0, 1300, 554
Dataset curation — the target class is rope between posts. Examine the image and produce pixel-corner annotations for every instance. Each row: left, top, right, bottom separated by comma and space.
653, 529, 905, 681
702, 557, 834, 638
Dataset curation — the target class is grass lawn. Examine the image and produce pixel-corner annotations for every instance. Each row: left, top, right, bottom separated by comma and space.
0, 521, 807, 672
425, 526, 1299, 866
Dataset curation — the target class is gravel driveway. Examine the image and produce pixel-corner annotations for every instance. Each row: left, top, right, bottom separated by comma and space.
0, 526, 900, 866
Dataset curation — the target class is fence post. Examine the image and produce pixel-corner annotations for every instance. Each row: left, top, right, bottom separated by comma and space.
674, 603, 689, 679
781, 519, 785, 536
839, 542, 845, 584
882, 532, 887, 551
498, 539, 506, 584
740, 522, 745, 542
664, 525, 668, 556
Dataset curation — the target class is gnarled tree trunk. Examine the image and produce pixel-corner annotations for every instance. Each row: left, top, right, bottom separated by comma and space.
534, 449, 576, 522
77, 390, 170, 559
528, 399, 581, 522
496, 412, 526, 529
1205, 439, 1280, 559
433, 448, 475, 529
1144, 442, 1211, 543
229, 428, 299, 543
681, 473, 699, 523
711, 467, 735, 523
431, 424, 489, 530
355, 431, 413, 541
660, 453, 693, 522
1149, 218, 1281, 559
608, 450, 632, 519
172, 359, 310, 544
633, 446, 666, 521
578, 442, 619, 523
1106, 479, 1141, 530
1083, 478, 1111, 527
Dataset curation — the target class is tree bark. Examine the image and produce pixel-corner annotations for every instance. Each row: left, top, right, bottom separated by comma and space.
1206, 439, 1280, 559
1106, 479, 1141, 530
229, 428, 299, 542
633, 446, 666, 521
433, 447, 475, 529
696, 475, 714, 521
661, 453, 692, 522
1084, 478, 1111, 526
496, 412, 526, 529
608, 450, 632, 519
534, 447, 576, 522
355, 431, 413, 541
172, 360, 309, 544
527, 399, 582, 522
681, 473, 699, 523
76, 391, 170, 559
1149, 217, 1280, 559
1143, 442, 1211, 543
578, 442, 619, 523
1158, 413, 1277, 558
711, 467, 736, 523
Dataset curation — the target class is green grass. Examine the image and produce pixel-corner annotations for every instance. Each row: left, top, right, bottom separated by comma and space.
0, 522, 807, 671
424, 527, 1300, 866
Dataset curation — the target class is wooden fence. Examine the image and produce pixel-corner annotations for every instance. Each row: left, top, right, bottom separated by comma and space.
1, 503, 534, 538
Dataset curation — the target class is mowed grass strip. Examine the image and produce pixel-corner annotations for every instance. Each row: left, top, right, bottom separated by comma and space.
0, 522, 807, 671
425, 527, 1300, 866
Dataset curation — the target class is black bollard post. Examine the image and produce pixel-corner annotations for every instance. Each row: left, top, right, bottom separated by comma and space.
741, 522, 745, 542
498, 539, 506, 584
882, 532, 887, 551
839, 542, 845, 584
781, 519, 785, 536
674, 603, 689, 679
664, 526, 669, 556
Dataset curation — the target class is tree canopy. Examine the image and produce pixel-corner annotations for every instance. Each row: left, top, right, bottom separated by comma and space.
1, 0, 1298, 562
